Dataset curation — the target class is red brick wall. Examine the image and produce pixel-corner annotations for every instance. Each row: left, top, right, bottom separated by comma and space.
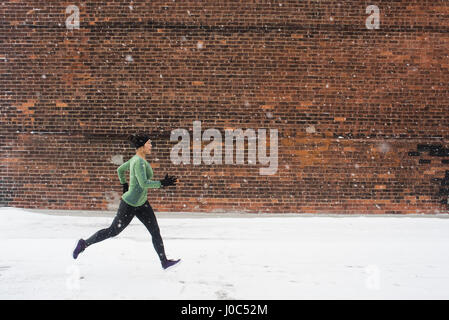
1, 1, 448, 214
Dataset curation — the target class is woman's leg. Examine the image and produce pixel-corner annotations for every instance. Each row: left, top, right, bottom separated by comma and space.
134, 201, 167, 262
85, 200, 136, 247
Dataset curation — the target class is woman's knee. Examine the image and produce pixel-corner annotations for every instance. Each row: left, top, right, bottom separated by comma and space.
108, 226, 123, 237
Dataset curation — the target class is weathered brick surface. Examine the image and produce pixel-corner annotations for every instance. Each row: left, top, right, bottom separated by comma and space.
1, 1, 448, 214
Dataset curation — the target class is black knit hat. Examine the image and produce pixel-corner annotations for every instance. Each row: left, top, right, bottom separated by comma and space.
127, 133, 152, 149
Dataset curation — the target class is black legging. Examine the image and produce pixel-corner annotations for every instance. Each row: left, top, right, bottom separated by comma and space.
85, 199, 167, 262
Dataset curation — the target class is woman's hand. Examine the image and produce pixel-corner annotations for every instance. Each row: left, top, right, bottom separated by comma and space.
160, 173, 177, 188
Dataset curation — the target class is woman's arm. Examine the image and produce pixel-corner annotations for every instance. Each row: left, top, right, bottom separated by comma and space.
134, 158, 162, 189
117, 159, 131, 184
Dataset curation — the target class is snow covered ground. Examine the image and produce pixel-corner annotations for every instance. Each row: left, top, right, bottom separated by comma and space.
1, 206, 449, 300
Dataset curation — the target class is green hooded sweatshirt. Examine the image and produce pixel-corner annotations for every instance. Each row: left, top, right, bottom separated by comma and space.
117, 154, 162, 207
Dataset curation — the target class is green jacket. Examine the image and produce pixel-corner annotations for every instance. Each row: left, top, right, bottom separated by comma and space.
117, 154, 162, 207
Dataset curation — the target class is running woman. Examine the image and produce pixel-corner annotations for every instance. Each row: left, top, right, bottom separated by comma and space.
72, 133, 181, 270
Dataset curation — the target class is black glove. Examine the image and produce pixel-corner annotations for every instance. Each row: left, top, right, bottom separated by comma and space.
121, 183, 129, 194
160, 173, 177, 188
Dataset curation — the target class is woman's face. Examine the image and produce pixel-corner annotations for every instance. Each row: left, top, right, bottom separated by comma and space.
143, 139, 152, 154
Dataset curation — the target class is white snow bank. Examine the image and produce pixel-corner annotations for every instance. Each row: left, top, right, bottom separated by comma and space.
1, 207, 449, 300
